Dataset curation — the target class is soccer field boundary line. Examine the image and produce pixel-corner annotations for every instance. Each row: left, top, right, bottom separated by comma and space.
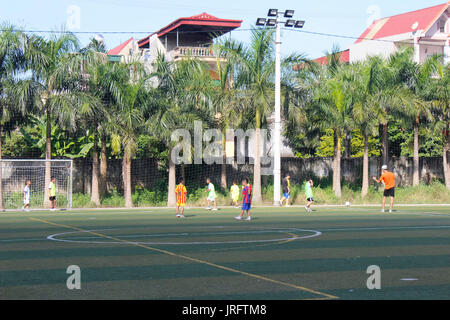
3, 203, 450, 213
318, 225, 450, 232
29, 217, 338, 300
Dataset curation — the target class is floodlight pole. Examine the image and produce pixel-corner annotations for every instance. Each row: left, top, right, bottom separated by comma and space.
273, 12, 282, 206
258, 9, 304, 206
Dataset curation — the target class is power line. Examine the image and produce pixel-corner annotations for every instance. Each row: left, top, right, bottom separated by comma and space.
5, 28, 254, 35
2, 26, 446, 49
282, 28, 447, 49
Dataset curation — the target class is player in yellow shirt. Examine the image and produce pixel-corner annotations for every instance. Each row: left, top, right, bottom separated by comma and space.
230, 181, 240, 208
175, 179, 187, 218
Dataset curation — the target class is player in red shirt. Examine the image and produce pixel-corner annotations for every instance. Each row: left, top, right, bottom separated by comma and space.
235, 178, 252, 221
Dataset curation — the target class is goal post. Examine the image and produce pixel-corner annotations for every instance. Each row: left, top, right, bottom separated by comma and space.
0, 159, 73, 210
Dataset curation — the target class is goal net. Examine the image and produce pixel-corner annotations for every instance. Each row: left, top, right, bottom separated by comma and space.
0, 159, 73, 210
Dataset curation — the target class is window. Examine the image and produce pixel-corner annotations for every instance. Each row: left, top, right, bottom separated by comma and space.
439, 20, 446, 33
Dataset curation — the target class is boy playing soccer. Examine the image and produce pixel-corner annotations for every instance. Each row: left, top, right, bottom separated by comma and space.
280, 174, 291, 207
304, 178, 314, 213
48, 176, 57, 210
230, 181, 240, 208
22, 180, 31, 212
205, 178, 218, 211
235, 178, 252, 221
175, 179, 187, 218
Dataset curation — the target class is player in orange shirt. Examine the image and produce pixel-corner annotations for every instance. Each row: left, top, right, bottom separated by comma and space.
373, 165, 395, 213
175, 179, 187, 218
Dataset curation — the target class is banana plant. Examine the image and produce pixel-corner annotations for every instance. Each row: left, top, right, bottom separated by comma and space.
20, 116, 94, 158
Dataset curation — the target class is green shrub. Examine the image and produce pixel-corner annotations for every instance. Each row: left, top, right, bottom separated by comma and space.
132, 186, 167, 207
72, 193, 97, 208
66, 181, 450, 208
101, 188, 125, 207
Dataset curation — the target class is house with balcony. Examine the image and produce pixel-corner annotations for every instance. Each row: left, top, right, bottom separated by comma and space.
108, 13, 242, 66
106, 12, 295, 162
138, 12, 241, 65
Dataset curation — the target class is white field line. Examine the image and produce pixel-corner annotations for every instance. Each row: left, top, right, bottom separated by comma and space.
2, 204, 450, 212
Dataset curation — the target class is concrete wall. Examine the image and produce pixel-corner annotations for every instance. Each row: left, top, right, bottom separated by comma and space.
349, 38, 397, 63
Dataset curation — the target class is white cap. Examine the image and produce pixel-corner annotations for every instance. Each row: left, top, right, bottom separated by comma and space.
381, 165, 388, 170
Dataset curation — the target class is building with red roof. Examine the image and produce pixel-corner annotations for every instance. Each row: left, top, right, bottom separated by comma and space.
107, 12, 242, 65
107, 37, 135, 62
108, 37, 134, 56
313, 49, 350, 66
309, 2, 449, 66
349, 2, 449, 64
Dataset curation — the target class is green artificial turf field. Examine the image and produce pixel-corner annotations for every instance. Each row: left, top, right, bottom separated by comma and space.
1, 205, 449, 300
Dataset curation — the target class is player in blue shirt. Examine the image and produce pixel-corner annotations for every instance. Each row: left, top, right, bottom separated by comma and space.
235, 178, 252, 221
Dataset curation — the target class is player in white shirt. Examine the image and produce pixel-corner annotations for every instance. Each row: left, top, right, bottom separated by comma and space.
22, 180, 31, 212
205, 178, 218, 211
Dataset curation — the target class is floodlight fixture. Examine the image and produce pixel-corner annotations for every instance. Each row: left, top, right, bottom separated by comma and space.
268, 9, 278, 17
285, 19, 296, 27
284, 10, 295, 18
266, 18, 277, 26
256, 18, 267, 26
294, 20, 305, 28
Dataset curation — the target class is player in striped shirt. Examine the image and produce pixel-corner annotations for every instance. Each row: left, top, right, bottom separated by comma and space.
235, 178, 252, 221
175, 179, 187, 218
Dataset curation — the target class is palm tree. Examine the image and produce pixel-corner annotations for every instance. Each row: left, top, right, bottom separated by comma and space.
150, 54, 213, 207
80, 39, 124, 205
109, 59, 152, 208
389, 49, 440, 186
23, 31, 93, 205
0, 24, 34, 209
310, 62, 354, 197
220, 27, 276, 204
426, 61, 450, 189
351, 58, 387, 197
212, 39, 244, 189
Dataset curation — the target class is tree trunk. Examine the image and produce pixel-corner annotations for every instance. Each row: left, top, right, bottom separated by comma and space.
167, 147, 176, 207
333, 129, 342, 198
221, 133, 227, 189
44, 109, 51, 208
180, 164, 185, 182
332, 130, 338, 192
361, 130, 369, 198
413, 120, 420, 186
91, 131, 100, 206
443, 129, 450, 190
252, 127, 263, 204
100, 132, 108, 197
262, 175, 268, 188
344, 131, 351, 158
382, 123, 389, 165
0, 125, 3, 210
123, 150, 133, 208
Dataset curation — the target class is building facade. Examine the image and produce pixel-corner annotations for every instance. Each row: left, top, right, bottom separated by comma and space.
350, 2, 450, 64
311, 2, 450, 66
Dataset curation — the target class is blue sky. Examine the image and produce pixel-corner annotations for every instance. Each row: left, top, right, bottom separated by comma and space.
1, 0, 446, 59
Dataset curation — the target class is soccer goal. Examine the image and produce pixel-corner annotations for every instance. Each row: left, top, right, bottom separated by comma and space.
0, 159, 73, 210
